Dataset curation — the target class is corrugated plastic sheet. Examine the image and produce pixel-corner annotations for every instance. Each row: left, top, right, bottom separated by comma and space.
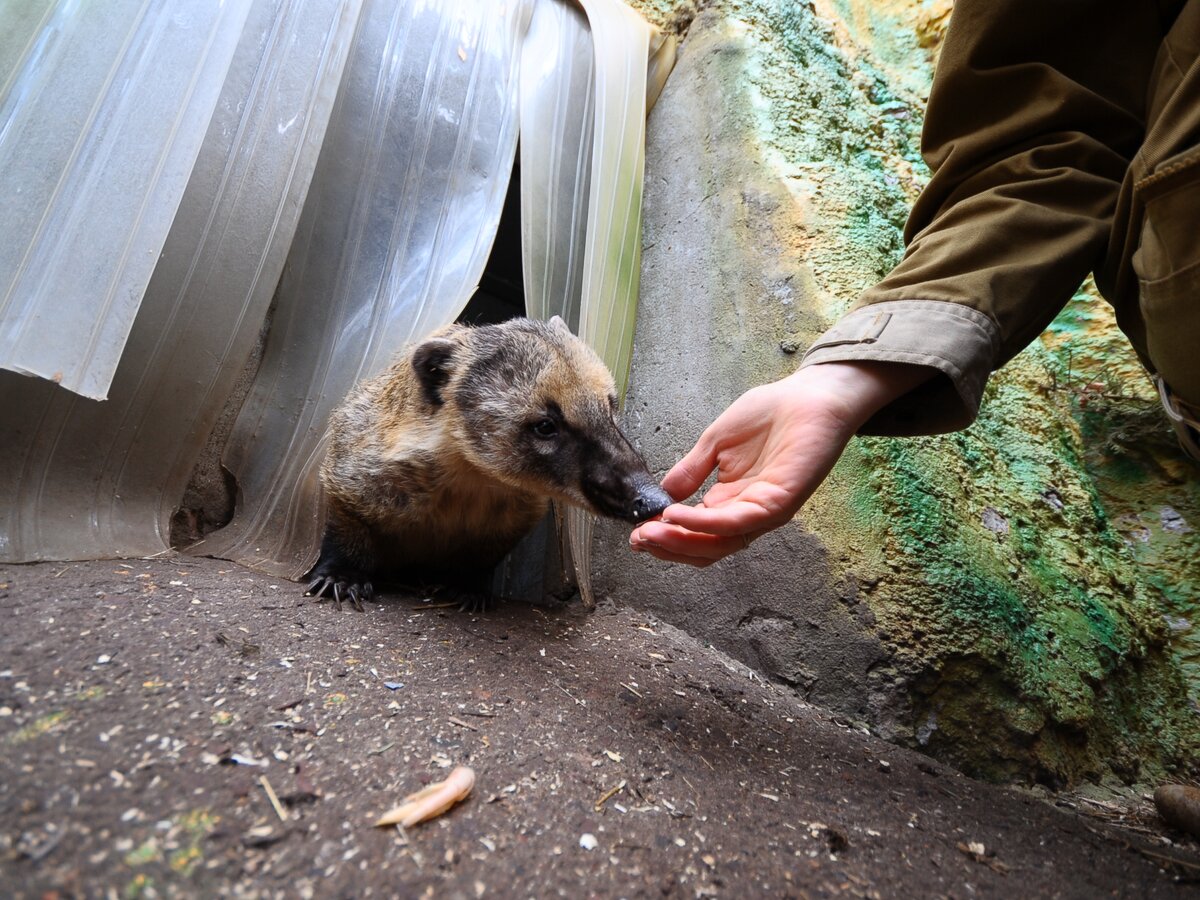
647, 27, 677, 114
516, 0, 673, 604
0, 0, 251, 400
519, 0, 595, 331
0, 0, 362, 563
0, 0, 674, 599
196, 0, 534, 578
509, 0, 597, 601
566, 0, 659, 606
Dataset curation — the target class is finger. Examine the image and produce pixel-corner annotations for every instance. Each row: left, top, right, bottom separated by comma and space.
696, 480, 746, 507
631, 520, 744, 562
660, 499, 777, 538
660, 436, 721, 502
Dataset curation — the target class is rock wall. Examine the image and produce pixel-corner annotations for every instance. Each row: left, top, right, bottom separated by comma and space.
605, 0, 1200, 785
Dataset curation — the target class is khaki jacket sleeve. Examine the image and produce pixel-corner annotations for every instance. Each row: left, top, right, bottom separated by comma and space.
801, 0, 1173, 435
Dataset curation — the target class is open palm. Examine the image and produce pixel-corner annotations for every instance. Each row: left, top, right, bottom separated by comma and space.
630, 361, 930, 566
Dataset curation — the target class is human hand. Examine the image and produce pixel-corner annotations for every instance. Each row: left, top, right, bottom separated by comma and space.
629, 361, 932, 566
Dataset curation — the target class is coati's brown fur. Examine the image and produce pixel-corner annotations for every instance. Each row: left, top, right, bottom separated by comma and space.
307, 316, 671, 609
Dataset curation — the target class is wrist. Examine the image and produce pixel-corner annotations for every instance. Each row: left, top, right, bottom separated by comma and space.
787, 360, 936, 431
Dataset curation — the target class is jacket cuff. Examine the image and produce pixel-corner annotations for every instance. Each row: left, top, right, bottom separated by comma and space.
799, 300, 1001, 435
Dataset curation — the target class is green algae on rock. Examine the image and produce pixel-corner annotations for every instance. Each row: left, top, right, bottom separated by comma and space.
1041, 284, 1200, 709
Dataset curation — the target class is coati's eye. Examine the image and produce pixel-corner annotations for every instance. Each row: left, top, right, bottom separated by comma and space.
531, 418, 558, 439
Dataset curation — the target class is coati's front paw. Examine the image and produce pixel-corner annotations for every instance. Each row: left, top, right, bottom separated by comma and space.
456, 590, 496, 615
305, 569, 374, 612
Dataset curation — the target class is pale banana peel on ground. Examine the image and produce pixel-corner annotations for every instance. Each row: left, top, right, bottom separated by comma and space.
374, 766, 476, 828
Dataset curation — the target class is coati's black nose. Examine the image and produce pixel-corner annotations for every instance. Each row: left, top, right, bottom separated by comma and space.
630, 482, 672, 523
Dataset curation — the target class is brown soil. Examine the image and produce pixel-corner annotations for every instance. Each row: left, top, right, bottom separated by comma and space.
2, 558, 1198, 898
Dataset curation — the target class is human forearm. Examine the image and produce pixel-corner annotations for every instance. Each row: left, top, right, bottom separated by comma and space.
810, 1, 1164, 435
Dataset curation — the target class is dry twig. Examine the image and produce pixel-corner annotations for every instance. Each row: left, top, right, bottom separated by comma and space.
259, 775, 288, 822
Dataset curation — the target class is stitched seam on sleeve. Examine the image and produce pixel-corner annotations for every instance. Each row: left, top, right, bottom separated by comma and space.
803, 300, 1001, 368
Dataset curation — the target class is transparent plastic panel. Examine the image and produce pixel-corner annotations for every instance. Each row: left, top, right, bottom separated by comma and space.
0, 3, 54, 93
515, 0, 597, 602
0, 0, 252, 399
499, 23, 586, 610
199, 0, 534, 578
0, 0, 363, 563
519, 0, 595, 332
575, 0, 651, 399
567, 0, 657, 606
646, 30, 677, 115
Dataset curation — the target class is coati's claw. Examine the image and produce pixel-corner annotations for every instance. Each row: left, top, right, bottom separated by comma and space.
457, 592, 495, 614
306, 575, 333, 598
305, 571, 372, 612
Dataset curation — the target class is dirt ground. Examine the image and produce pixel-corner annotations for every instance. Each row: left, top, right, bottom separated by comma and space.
2, 558, 1199, 898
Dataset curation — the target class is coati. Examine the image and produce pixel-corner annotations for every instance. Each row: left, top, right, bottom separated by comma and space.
306, 316, 672, 609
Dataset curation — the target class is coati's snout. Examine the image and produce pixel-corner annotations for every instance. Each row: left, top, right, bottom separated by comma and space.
593, 474, 673, 524
578, 439, 672, 523
631, 478, 674, 523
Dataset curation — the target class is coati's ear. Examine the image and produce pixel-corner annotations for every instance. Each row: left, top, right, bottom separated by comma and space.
548, 315, 574, 336
412, 337, 457, 407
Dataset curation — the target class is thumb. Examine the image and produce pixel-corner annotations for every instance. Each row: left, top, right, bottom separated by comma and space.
661, 434, 719, 502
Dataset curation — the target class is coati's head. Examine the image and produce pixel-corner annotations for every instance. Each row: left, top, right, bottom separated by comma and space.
411, 317, 671, 523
